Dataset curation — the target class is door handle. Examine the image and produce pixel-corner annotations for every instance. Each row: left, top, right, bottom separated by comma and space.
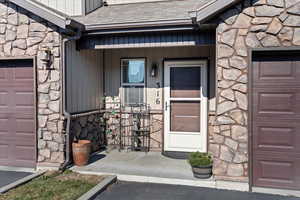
165, 101, 168, 111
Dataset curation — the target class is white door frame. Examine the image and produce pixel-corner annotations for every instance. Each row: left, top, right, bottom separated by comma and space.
164, 60, 208, 152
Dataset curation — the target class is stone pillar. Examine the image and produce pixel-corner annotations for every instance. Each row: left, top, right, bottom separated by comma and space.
212, 0, 300, 181
0, 1, 65, 167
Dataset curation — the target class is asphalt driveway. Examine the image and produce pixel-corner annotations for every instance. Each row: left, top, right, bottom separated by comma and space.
96, 181, 300, 200
0, 170, 32, 188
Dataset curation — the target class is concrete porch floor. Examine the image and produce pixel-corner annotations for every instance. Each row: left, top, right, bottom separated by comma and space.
72, 150, 254, 191
72, 149, 198, 180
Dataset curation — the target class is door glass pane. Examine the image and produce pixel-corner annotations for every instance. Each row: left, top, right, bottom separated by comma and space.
170, 101, 200, 132
170, 67, 201, 98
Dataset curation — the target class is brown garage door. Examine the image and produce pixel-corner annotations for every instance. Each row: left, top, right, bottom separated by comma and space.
0, 59, 36, 168
252, 51, 300, 190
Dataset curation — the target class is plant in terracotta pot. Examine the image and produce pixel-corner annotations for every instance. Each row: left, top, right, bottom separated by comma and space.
188, 152, 213, 179
72, 140, 91, 166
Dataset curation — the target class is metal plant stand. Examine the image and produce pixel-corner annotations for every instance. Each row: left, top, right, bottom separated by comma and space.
104, 100, 151, 152
129, 104, 151, 152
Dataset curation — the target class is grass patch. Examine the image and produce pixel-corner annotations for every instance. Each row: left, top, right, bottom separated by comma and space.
0, 170, 105, 200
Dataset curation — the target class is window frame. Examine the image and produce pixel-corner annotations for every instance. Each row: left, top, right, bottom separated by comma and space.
120, 58, 147, 106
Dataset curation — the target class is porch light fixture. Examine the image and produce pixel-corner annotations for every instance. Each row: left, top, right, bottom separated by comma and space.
151, 63, 158, 77
103, 0, 108, 6
40, 49, 54, 70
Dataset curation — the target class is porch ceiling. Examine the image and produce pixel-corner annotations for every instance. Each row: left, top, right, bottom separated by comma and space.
77, 30, 216, 50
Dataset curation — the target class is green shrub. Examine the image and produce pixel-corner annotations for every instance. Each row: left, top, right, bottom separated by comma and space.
188, 152, 213, 167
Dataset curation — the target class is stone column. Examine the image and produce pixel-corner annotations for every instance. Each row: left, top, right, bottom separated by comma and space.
0, 1, 65, 167
211, 0, 300, 181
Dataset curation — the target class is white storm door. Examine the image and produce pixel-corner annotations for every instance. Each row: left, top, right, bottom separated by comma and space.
164, 60, 208, 152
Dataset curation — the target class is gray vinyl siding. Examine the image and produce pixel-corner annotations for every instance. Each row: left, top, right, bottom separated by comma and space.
78, 31, 215, 50
66, 41, 104, 113
104, 46, 216, 111
33, 0, 102, 16
34, 0, 82, 15
85, 0, 102, 14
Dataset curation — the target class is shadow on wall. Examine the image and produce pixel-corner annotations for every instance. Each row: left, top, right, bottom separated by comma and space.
70, 113, 106, 152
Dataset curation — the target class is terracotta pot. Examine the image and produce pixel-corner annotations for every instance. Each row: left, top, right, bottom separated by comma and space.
72, 140, 91, 166
78, 140, 92, 155
192, 164, 213, 179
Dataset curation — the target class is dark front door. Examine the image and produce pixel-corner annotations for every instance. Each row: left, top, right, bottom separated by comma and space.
0, 59, 36, 168
251, 51, 300, 190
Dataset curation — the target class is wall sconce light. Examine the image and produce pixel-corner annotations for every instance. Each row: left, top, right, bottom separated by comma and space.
103, 0, 108, 6
40, 49, 54, 70
151, 63, 158, 77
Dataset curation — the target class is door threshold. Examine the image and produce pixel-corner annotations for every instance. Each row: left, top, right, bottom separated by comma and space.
162, 151, 190, 159
252, 186, 300, 197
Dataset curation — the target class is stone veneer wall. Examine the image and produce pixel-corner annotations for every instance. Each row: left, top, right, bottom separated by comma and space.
211, 0, 300, 181
70, 113, 106, 152
149, 113, 163, 151
0, 1, 65, 167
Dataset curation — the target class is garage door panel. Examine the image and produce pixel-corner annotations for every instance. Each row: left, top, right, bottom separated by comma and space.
253, 153, 300, 190
15, 110, 35, 118
6, 160, 36, 168
0, 91, 9, 107
14, 67, 34, 80
252, 52, 300, 190
15, 92, 34, 107
16, 119, 35, 134
253, 57, 300, 86
0, 118, 9, 133
0, 144, 9, 160
15, 106, 35, 115
0, 136, 35, 146
15, 135, 35, 144
0, 159, 36, 168
15, 145, 35, 160
0, 59, 35, 168
253, 122, 300, 153
253, 88, 300, 118
0, 68, 6, 79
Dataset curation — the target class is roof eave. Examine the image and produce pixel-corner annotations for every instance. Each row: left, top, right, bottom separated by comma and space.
196, 0, 243, 24
8, 0, 84, 31
82, 19, 199, 35
83, 19, 194, 32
